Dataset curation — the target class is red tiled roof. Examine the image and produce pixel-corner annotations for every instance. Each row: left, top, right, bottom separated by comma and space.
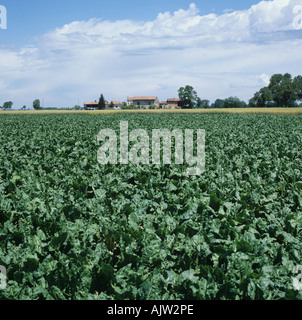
167, 98, 181, 102
84, 102, 98, 105
127, 96, 158, 101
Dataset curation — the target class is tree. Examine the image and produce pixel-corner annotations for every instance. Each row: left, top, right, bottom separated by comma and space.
196, 98, 202, 108
178, 85, 198, 109
224, 96, 247, 108
98, 94, 106, 110
213, 99, 225, 109
268, 73, 297, 107
3, 101, 13, 109
33, 99, 41, 110
250, 87, 274, 107
251, 73, 302, 108
293, 75, 302, 101
196, 99, 210, 109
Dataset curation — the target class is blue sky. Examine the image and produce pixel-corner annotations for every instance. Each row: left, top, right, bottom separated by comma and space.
1, 0, 260, 45
0, 0, 302, 108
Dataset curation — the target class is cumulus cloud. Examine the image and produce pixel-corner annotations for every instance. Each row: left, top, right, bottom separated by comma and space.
1, 0, 302, 107
42, 0, 302, 47
259, 73, 271, 86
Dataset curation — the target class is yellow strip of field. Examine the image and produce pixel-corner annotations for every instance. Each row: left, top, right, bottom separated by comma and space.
1, 108, 302, 116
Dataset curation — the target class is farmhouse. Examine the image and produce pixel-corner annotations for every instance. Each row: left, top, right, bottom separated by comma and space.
159, 101, 168, 108
107, 101, 123, 109
84, 100, 124, 110
84, 102, 99, 110
127, 96, 159, 109
159, 98, 182, 109
166, 98, 182, 109
84, 96, 181, 110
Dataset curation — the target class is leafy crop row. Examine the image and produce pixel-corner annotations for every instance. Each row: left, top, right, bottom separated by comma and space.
0, 113, 301, 300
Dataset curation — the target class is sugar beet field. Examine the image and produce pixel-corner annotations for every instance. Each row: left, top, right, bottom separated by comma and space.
0, 112, 301, 300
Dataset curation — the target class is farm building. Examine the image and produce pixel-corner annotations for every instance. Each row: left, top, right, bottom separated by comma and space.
84, 96, 181, 110
159, 98, 182, 109
166, 98, 182, 109
159, 101, 168, 108
127, 96, 160, 109
84, 101, 123, 110
107, 101, 123, 109
83, 102, 99, 110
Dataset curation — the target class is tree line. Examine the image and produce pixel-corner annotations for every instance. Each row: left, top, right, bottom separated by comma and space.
178, 73, 302, 109
249, 73, 302, 108
1, 99, 41, 110
2, 73, 302, 110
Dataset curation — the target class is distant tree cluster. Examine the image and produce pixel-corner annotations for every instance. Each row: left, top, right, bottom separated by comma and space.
0, 100, 41, 110
178, 85, 247, 109
178, 73, 302, 109
213, 97, 247, 109
2, 101, 13, 109
249, 73, 302, 108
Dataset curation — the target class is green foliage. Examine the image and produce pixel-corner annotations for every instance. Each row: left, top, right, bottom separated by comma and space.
268, 73, 296, 107
196, 99, 210, 109
121, 103, 139, 110
98, 94, 106, 110
293, 76, 302, 101
0, 113, 302, 300
252, 73, 302, 108
178, 85, 198, 109
3, 101, 13, 110
249, 87, 274, 108
33, 99, 41, 110
212, 99, 225, 109
224, 96, 247, 108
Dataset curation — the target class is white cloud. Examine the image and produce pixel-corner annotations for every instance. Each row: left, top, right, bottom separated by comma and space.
259, 73, 271, 86
1, 0, 302, 108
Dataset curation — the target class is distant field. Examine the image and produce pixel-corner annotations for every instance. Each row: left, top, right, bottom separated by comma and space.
1, 107, 302, 116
